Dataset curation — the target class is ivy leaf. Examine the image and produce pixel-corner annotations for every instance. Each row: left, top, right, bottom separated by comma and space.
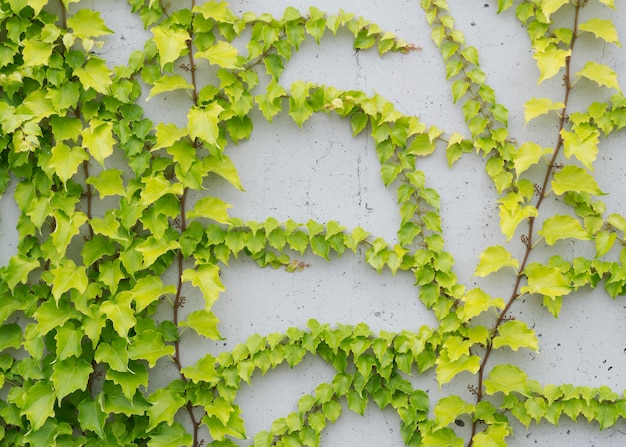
575, 62, 622, 93
137, 236, 180, 268
180, 309, 223, 339
422, 428, 464, 447
94, 338, 129, 372
196, 41, 242, 69
146, 388, 187, 432
147, 423, 193, 447
541, 0, 569, 20
128, 330, 175, 368
49, 143, 89, 182
484, 364, 529, 396
82, 119, 115, 166
434, 396, 474, 430
3, 254, 39, 289
182, 264, 225, 308
204, 154, 244, 191
435, 353, 480, 386
475, 246, 519, 277
130, 276, 176, 313
459, 288, 505, 322
0, 324, 22, 351
595, 231, 617, 257
533, 45, 571, 83
46, 82, 80, 112
101, 299, 137, 340
50, 260, 88, 302
21, 381, 56, 430
66, 9, 113, 40
181, 354, 219, 384
187, 196, 231, 224
152, 123, 190, 152
152, 26, 189, 68
188, 103, 224, 146
523, 97, 564, 123
538, 214, 590, 245
147, 75, 194, 100
33, 300, 81, 338
471, 424, 510, 447
74, 58, 112, 94
552, 166, 605, 196
493, 320, 539, 352
521, 264, 572, 298
86, 169, 125, 198
498, 205, 538, 241
77, 399, 107, 439
51, 357, 92, 402
579, 19, 621, 47
140, 174, 184, 206
560, 126, 599, 171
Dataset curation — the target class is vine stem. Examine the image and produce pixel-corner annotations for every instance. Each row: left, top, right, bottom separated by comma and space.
171, 1, 202, 445
467, 2, 582, 445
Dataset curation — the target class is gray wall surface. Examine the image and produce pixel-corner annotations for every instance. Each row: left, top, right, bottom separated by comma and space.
2, 0, 626, 445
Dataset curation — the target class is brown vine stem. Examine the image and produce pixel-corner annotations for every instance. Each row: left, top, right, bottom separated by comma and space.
467, 2, 582, 446
171, 1, 202, 445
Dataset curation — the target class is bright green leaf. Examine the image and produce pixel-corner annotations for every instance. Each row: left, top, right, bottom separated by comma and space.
475, 245, 519, 277
523, 97, 564, 123
147, 75, 194, 100
74, 58, 112, 94
575, 61, 622, 93
147, 388, 187, 432
86, 169, 125, 198
434, 395, 474, 430
521, 264, 572, 297
533, 45, 571, 83
484, 364, 529, 396
188, 103, 224, 146
67, 9, 113, 40
49, 143, 89, 183
152, 26, 189, 68
552, 166, 605, 195
187, 196, 231, 223
51, 356, 92, 402
541, 0, 569, 21
82, 119, 115, 166
182, 264, 225, 308
493, 320, 539, 352
196, 41, 242, 69
579, 18, 621, 47
459, 288, 505, 322
538, 214, 590, 245
180, 309, 223, 339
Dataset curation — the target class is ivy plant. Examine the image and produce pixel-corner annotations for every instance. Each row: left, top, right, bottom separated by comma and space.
0, 0, 625, 446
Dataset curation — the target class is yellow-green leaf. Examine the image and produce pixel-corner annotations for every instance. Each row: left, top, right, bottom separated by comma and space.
203, 154, 244, 191
50, 260, 88, 302
538, 214, 590, 245
523, 97, 564, 123
575, 61, 622, 93
459, 288, 505, 322
180, 309, 223, 339
86, 169, 125, 198
475, 246, 519, 277
82, 119, 115, 166
74, 58, 112, 94
551, 165, 604, 195
533, 45, 571, 83
560, 126, 599, 171
182, 264, 225, 309
152, 26, 189, 68
49, 143, 89, 183
493, 320, 539, 352
579, 18, 621, 47
521, 264, 572, 298
66, 9, 113, 40
187, 196, 231, 223
196, 41, 242, 69
513, 142, 552, 177
147, 74, 194, 100
188, 103, 224, 146
541, 0, 569, 21
499, 204, 538, 241
136, 236, 180, 267
434, 396, 474, 430
484, 364, 529, 396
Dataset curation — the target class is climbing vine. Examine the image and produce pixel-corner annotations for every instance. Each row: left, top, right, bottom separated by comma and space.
0, 0, 625, 446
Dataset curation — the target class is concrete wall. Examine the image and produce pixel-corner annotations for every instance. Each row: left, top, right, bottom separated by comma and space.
2, 0, 626, 445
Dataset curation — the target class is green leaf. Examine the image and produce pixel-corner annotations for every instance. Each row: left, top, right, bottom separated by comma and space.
435, 353, 480, 386
128, 330, 175, 367
51, 356, 92, 401
147, 388, 187, 432
182, 264, 225, 308
74, 58, 112, 94
101, 299, 137, 339
196, 41, 242, 69
22, 38, 53, 67
67, 9, 113, 40
521, 264, 572, 298
86, 169, 125, 198
0, 324, 22, 351
181, 354, 219, 384
533, 45, 571, 83
140, 173, 184, 206
595, 231, 616, 257
475, 245, 519, 277
131, 276, 176, 313
204, 154, 244, 191
49, 143, 89, 182
83, 119, 115, 166
523, 97, 564, 123
499, 205, 538, 241
50, 260, 88, 302
422, 428, 463, 447
188, 103, 224, 146
147, 75, 194, 100
21, 381, 56, 430
3, 254, 39, 289
493, 320, 539, 352
575, 62, 622, 93
552, 166, 605, 196
153, 123, 190, 152
47, 82, 80, 111
181, 309, 223, 339
541, 0, 569, 20
78, 399, 107, 438
137, 236, 180, 267
560, 126, 600, 171
579, 19, 621, 47
484, 364, 529, 396
459, 288, 505, 322
187, 196, 231, 223
152, 26, 189, 68
472, 424, 510, 447
147, 422, 193, 447
434, 396, 474, 430
95, 338, 129, 372
538, 214, 590, 245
